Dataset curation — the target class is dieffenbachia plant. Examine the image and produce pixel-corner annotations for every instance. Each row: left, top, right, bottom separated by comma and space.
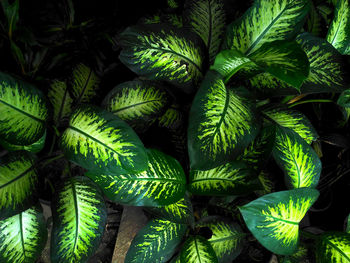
0, 0, 349, 262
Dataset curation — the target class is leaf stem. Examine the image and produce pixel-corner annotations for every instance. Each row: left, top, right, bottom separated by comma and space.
288, 99, 334, 108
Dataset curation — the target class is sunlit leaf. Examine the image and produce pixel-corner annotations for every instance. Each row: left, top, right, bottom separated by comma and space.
48, 80, 73, 125
316, 231, 350, 263
326, 0, 350, 55
0, 72, 48, 146
119, 24, 204, 93
60, 105, 148, 175
223, 0, 310, 55
180, 235, 218, 263
239, 188, 319, 255
85, 149, 186, 206
102, 80, 169, 131
125, 219, 187, 263
188, 71, 259, 170
273, 127, 321, 189
71, 64, 99, 104
189, 161, 259, 196
0, 205, 47, 263
184, 0, 226, 63
0, 152, 38, 220
51, 176, 107, 263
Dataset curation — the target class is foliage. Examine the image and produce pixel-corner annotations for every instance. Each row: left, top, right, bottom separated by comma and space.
0, 0, 349, 262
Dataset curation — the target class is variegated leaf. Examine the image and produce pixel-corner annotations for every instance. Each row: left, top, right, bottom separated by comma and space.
223, 0, 310, 55
184, 0, 226, 63
188, 71, 259, 170
338, 89, 350, 107
237, 125, 276, 172
145, 194, 194, 225
198, 219, 244, 263
51, 176, 107, 263
273, 127, 321, 189
60, 105, 148, 175
0, 130, 46, 153
0, 152, 38, 220
119, 24, 204, 93
263, 105, 318, 144
180, 235, 218, 263
239, 188, 319, 255
0, 71, 48, 146
102, 80, 169, 131
125, 219, 187, 263
158, 104, 183, 130
326, 0, 350, 55
85, 149, 186, 206
140, 13, 183, 28
316, 232, 350, 263
48, 80, 73, 125
279, 244, 308, 263
71, 64, 99, 104
255, 170, 275, 196
189, 161, 259, 196
0, 206, 47, 263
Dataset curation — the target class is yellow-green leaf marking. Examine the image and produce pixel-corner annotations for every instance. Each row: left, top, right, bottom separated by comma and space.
239, 188, 319, 255
189, 161, 259, 196
60, 105, 148, 175
71, 64, 99, 104
125, 219, 187, 263
316, 232, 350, 263
119, 24, 204, 93
48, 80, 73, 125
188, 71, 259, 170
0, 206, 47, 263
223, 0, 310, 55
180, 235, 218, 263
273, 127, 321, 189
0, 71, 48, 146
184, 0, 226, 63
0, 152, 38, 220
85, 149, 186, 206
103, 80, 169, 131
326, 0, 350, 55
50, 176, 107, 263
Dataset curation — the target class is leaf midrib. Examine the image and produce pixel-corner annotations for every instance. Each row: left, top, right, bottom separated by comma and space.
75, 67, 92, 105
116, 177, 185, 183
19, 213, 27, 260
210, 233, 243, 243
264, 214, 299, 225
194, 237, 203, 263
325, 238, 350, 261
191, 177, 240, 183
328, 4, 347, 46
111, 99, 163, 114
70, 179, 80, 255
0, 99, 45, 123
0, 166, 34, 190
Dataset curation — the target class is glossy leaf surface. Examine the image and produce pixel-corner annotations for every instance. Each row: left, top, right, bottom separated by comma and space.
60, 105, 148, 175
223, 0, 310, 54
0, 152, 38, 220
125, 219, 187, 263
239, 188, 319, 255
51, 176, 107, 263
273, 127, 321, 189
85, 149, 186, 206
188, 71, 259, 170
119, 24, 204, 92
0, 206, 47, 263
180, 235, 218, 263
0, 72, 48, 146
316, 232, 350, 263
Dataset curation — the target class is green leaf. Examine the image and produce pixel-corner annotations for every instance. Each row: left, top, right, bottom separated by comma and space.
60, 105, 148, 175
237, 125, 276, 172
279, 244, 308, 263
223, 0, 310, 55
180, 235, 218, 263
71, 64, 99, 104
188, 71, 259, 170
273, 127, 321, 189
125, 219, 187, 263
0, 152, 38, 220
263, 105, 318, 144
316, 232, 350, 263
48, 80, 73, 125
255, 170, 275, 196
326, 0, 350, 55
239, 188, 319, 255
50, 176, 107, 263
158, 104, 183, 130
85, 149, 186, 206
0, 130, 46, 153
119, 24, 204, 93
198, 218, 244, 263
338, 89, 350, 107
189, 161, 260, 196
0, 205, 47, 263
0, 0, 19, 38
102, 80, 169, 131
145, 194, 194, 225
0, 72, 48, 146
184, 0, 226, 63
346, 214, 350, 233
